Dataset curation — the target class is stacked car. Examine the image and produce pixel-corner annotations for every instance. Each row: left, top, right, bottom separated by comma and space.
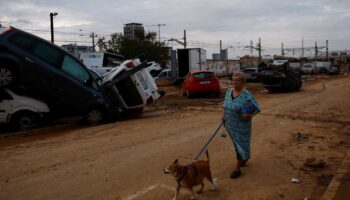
0, 26, 164, 129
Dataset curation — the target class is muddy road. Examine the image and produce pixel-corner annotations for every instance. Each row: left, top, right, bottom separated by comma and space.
0, 75, 349, 200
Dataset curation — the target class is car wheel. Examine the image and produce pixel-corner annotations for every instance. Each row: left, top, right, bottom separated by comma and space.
11, 111, 37, 131
214, 92, 220, 98
85, 108, 105, 125
295, 80, 302, 91
0, 65, 16, 87
265, 86, 279, 93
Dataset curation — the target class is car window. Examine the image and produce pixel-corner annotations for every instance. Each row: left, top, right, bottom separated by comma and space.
32, 41, 63, 67
193, 72, 215, 78
61, 55, 90, 83
9, 33, 34, 51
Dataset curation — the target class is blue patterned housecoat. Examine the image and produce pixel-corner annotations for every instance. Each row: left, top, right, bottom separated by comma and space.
223, 87, 260, 161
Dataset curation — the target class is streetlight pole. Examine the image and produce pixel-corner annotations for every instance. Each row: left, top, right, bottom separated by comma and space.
50, 12, 58, 43
157, 24, 165, 43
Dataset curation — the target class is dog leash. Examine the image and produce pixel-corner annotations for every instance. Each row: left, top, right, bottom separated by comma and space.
194, 121, 224, 161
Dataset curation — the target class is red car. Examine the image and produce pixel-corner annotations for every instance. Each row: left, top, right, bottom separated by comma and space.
182, 70, 221, 97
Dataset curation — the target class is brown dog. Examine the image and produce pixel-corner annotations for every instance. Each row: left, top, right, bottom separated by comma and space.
163, 150, 217, 200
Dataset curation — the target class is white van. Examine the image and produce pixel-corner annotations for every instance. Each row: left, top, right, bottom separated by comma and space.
0, 89, 50, 130
99, 59, 165, 114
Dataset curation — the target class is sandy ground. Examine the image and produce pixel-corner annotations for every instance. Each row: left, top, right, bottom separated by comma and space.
0, 75, 349, 200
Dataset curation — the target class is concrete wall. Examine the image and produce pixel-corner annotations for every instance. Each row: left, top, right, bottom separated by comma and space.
207, 60, 240, 76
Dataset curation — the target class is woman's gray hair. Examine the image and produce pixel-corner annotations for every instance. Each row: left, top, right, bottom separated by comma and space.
232, 71, 246, 83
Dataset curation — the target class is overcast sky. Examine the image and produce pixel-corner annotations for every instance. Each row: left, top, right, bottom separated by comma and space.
1, 0, 349, 57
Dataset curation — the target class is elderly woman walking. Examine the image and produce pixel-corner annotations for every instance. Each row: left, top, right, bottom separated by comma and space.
223, 72, 260, 179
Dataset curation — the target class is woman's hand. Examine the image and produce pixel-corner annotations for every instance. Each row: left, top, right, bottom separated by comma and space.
242, 113, 253, 119
243, 111, 260, 119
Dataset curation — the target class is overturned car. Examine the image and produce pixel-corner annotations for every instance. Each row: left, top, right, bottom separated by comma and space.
99, 59, 165, 118
259, 60, 302, 92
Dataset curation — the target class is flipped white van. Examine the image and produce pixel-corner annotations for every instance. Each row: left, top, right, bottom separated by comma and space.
99, 59, 165, 115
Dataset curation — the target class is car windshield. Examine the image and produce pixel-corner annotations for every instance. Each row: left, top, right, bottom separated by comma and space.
272, 60, 288, 65
193, 72, 215, 78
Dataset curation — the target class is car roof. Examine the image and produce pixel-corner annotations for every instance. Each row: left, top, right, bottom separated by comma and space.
2, 26, 67, 51
0, 26, 10, 34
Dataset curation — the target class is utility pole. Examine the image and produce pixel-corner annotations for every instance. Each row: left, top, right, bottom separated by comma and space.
302, 36, 304, 57
220, 40, 222, 52
74, 42, 78, 57
281, 42, 284, 57
183, 30, 187, 48
50, 12, 58, 43
326, 40, 329, 61
157, 24, 166, 43
315, 42, 318, 61
90, 32, 97, 52
250, 40, 253, 56
258, 37, 262, 64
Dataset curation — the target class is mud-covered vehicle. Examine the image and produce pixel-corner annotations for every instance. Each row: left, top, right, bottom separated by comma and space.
259, 60, 302, 92
0, 26, 164, 125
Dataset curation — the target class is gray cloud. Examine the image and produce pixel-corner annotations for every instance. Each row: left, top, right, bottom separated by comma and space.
1, 0, 349, 56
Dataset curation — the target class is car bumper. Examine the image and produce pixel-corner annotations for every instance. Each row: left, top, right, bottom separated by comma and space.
186, 85, 220, 94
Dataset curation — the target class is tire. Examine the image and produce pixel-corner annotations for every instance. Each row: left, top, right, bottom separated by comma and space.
265, 86, 279, 93
85, 108, 106, 125
0, 64, 16, 87
295, 79, 302, 91
11, 111, 37, 131
214, 91, 220, 98
288, 75, 297, 91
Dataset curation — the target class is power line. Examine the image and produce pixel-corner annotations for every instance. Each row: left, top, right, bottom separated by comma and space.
14, 27, 350, 54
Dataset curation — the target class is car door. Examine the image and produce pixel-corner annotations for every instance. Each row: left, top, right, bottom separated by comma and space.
29, 39, 103, 114
54, 53, 104, 114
